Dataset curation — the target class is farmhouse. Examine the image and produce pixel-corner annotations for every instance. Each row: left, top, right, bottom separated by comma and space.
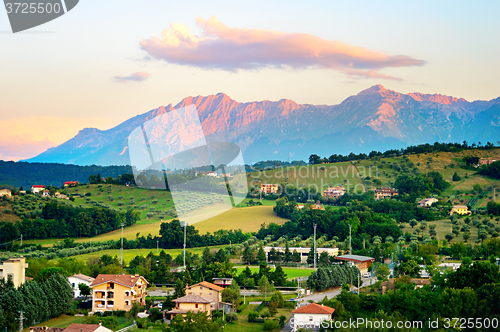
64, 181, 79, 187
478, 159, 496, 166
418, 198, 438, 207
291, 303, 335, 331
0, 256, 28, 288
69, 273, 95, 298
323, 186, 346, 198
31, 185, 45, 194
334, 254, 375, 275
261, 183, 279, 194
374, 187, 398, 200
0, 189, 12, 197
186, 281, 224, 310
296, 202, 324, 211
90, 274, 148, 312
164, 294, 212, 320
264, 246, 338, 264
449, 205, 471, 215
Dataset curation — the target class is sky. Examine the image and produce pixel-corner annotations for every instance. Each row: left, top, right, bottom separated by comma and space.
1, 0, 499, 161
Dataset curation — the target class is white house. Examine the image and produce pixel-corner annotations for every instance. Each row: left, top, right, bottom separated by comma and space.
31, 185, 45, 194
418, 198, 438, 207
68, 274, 95, 298
291, 303, 335, 331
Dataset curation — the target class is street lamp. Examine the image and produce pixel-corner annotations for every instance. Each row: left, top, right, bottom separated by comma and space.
313, 223, 317, 270
180, 221, 188, 268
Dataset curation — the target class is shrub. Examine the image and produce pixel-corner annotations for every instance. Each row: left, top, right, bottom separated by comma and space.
248, 311, 259, 322
263, 319, 280, 331
226, 312, 238, 322
260, 308, 270, 318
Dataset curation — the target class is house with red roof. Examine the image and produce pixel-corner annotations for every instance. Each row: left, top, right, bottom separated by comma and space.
31, 185, 45, 194
90, 274, 148, 312
186, 281, 224, 310
291, 303, 335, 331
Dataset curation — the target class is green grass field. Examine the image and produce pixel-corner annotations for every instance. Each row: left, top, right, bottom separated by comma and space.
223, 303, 293, 332
56, 247, 226, 265
235, 266, 314, 280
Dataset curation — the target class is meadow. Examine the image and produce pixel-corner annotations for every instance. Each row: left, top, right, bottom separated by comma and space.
235, 266, 314, 280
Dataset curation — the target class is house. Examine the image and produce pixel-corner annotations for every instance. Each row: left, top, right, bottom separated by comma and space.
381, 278, 431, 294
0, 257, 28, 288
264, 247, 338, 264
164, 294, 212, 320
90, 274, 148, 312
212, 278, 233, 288
42, 190, 50, 197
260, 184, 279, 194
55, 192, 69, 200
374, 187, 398, 200
64, 181, 79, 187
478, 159, 496, 167
186, 281, 224, 310
291, 303, 335, 331
0, 189, 12, 197
334, 254, 375, 275
69, 274, 95, 298
296, 201, 325, 211
449, 205, 471, 215
323, 186, 346, 198
62, 324, 113, 332
31, 185, 45, 194
418, 198, 438, 207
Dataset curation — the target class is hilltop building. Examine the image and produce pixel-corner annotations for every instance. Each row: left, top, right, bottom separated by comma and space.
374, 187, 398, 200
0, 189, 12, 197
31, 185, 45, 194
418, 198, 438, 207
90, 274, 147, 312
261, 184, 279, 194
449, 205, 471, 215
64, 181, 79, 187
0, 257, 28, 288
323, 186, 346, 198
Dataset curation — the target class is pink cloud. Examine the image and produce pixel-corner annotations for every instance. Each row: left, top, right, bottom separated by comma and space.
113, 71, 151, 83
140, 16, 424, 80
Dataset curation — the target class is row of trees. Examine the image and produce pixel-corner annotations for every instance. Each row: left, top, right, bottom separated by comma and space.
307, 264, 361, 291
0, 274, 73, 331
308, 141, 497, 165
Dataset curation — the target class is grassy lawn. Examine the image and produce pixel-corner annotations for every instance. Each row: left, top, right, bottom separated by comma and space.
195, 205, 286, 234
247, 162, 365, 194
235, 266, 314, 280
224, 303, 293, 332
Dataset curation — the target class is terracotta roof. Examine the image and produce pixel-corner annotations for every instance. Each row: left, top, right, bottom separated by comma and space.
30, 327, 64, 332
71, 274, 95, 283
90, 274, 147, 288
172, 294, 211, 304
63, 324, 105, 332
188, 281, 224, 292
292, 303, 335, 315
165, 309, 204, 314
31, 185, 45, 188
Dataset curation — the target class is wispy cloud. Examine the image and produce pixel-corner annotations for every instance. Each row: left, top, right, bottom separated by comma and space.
113, 71, 151, 83
140, 16, 425, 80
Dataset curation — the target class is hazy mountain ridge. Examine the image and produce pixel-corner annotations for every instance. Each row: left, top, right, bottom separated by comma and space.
25, 85, 500, 165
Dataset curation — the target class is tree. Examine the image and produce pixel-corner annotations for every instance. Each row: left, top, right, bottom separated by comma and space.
242, 246, 255, 265
258, 275, 275, 300
409, 219, 418, 228
292, 250, 301, 264
271, 265, 287, 286
222, 282, 241, 311
463, 231, 471, 242
319, 251, 330, 267
452, 172, 461, 181
170, 311, 221, 332
283, 241, 292, 264
78, 283, 91, 299
374, 264, 390, 281
257, 246, 267, 264
400, 259, 421, 277
202, 247, 214, 265
445, 233, 454, 242
174, 278, 186, 298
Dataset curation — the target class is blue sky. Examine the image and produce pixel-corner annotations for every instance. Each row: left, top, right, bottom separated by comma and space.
0, 0, 499, 160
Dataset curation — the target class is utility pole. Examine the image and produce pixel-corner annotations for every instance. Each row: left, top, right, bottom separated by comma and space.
120, 222, 124, 266
20, 234, 22, 247
157, 240, 159, 253
349, 224, 352, 255
18, 310, 24, 332
180, 221, 188, 268
313, 223, 317, 270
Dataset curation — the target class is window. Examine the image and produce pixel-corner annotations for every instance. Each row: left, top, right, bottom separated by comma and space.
195, 304, 198, 309
200, 287, 203, 290
309, 316, 313, 321
72, 283, 75, 288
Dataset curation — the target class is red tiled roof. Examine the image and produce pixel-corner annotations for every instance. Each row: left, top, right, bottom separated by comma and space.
31, 185, 45, 188
90, 274, 147, 288
188, 281, 224, 292
63, 324, 103, 332
292, 303, 335, 315
71, 274, 95, 283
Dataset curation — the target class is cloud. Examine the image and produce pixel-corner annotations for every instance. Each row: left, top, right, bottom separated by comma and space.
113, 71, 151, 83
140, 16, 425, 80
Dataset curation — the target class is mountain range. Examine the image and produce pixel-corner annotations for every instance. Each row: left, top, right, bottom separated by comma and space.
26, 85, 500, 166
